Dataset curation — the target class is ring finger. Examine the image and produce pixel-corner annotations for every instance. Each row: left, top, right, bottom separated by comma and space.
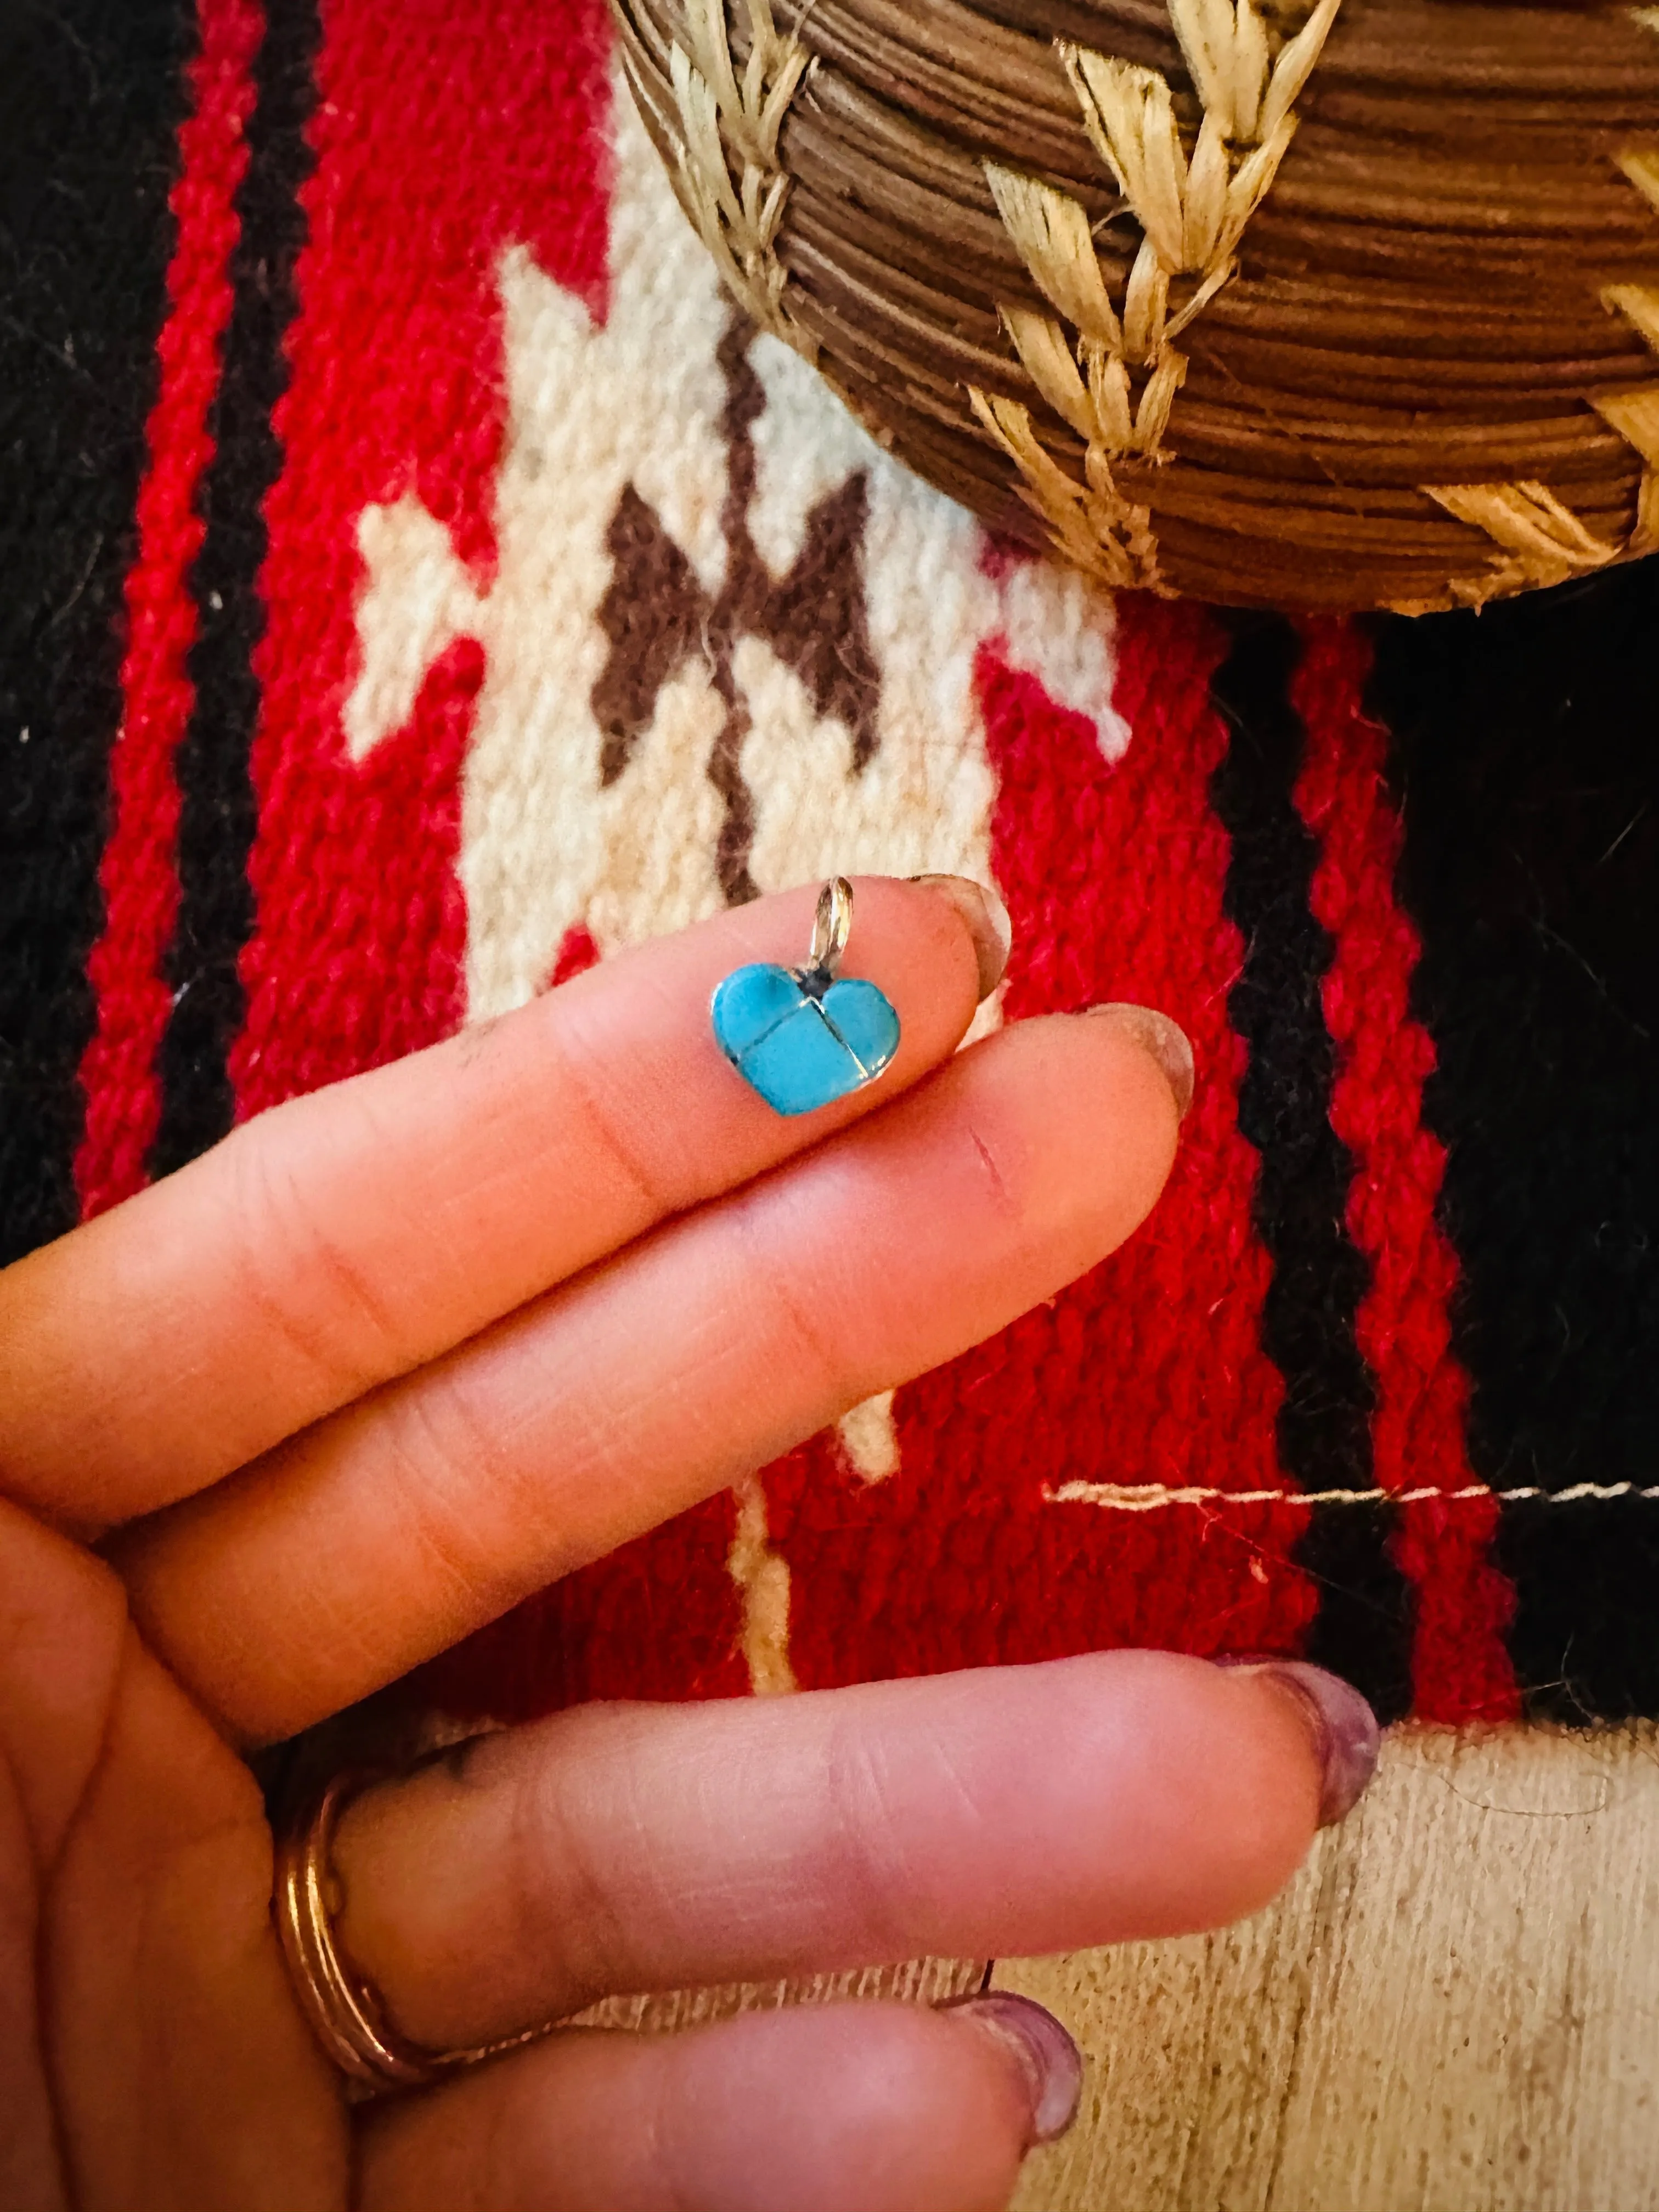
322, 1652, 1365, 2056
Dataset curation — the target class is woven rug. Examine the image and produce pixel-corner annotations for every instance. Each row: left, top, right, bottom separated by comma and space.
7, 0, 1656, 1729
7, 11, 1659, 2197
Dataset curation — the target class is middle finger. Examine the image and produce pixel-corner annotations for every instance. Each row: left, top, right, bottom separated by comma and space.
117, 1011, 1182, 1741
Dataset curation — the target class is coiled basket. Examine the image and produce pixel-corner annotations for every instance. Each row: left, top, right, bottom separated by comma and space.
612, 0, 1659, 611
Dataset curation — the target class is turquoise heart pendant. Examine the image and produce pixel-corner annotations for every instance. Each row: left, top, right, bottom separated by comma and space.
712, 879, 900, 1116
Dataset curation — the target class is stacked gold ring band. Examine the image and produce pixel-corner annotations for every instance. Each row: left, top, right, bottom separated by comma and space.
273, 1768, 556, 2093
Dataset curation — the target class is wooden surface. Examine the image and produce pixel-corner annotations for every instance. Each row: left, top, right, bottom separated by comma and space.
996, 1724, 1659, 2212
563, 1727, 1659, 2207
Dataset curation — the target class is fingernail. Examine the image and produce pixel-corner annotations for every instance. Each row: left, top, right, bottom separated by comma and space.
936, 1991, 1083, 2147
1216, 1657, 1381, 1827
911, 874, 1012, 1002
1087, 1003, 1195, 1121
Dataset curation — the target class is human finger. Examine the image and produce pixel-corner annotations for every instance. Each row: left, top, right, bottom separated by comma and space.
0, 1495, 351, 2212
118, 1008, 1186, 1741
0, 875, 998, 1534
327, 1653, 1371, 2055
354, 1996, 1080, 2212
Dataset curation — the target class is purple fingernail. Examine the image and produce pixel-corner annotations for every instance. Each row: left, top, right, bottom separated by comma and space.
936, 1991, 1083, 2147
1217, 1656, 1381, 1827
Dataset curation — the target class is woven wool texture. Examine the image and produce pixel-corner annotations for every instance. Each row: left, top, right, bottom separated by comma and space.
4, 0, 1659, 1736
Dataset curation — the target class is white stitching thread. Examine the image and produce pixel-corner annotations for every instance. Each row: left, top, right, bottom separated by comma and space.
729, 1471, 799, 1693
1048, 1479, 1659, 1508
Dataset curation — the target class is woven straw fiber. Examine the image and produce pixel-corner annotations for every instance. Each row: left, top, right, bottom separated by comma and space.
612, 0, 1659, 612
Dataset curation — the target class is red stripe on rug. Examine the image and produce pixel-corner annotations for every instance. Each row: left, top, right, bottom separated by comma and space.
1291, 619, 1518, 1723
74, 0, 264, 1218
216, 0, 744, 1726
215, 0, 726, 1727
771, 596, 1317, 1688
225, 0, 612, 1118
420, 919, 747, 1723
416, 1492, 749, 1722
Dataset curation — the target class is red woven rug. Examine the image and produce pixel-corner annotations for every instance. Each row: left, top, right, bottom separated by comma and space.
5, 0, 1658, 1733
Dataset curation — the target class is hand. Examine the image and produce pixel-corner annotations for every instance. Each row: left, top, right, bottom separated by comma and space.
0, 877, 1376, 2212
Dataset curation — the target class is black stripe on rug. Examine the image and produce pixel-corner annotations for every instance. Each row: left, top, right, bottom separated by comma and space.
0, 0, 195, 1263
149, 0, 321, 1179
1369, 561, 1659, 1722
1210, 611, 1416, 1722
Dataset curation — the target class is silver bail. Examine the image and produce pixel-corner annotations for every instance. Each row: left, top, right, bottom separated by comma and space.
807, 877, 854, 981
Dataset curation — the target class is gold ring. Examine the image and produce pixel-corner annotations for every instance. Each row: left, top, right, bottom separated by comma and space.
273, 1767, 556, 2092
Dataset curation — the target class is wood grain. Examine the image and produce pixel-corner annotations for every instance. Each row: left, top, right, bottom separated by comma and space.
997, 1723, 1659, 2212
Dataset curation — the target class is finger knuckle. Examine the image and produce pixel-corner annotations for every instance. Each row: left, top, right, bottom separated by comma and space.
224, 1099, 416, 1398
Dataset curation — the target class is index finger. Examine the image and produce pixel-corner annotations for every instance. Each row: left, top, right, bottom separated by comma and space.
0, 878, 993, 1532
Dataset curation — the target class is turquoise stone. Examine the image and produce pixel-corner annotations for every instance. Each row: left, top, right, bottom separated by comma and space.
711, 962, 901, 1115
